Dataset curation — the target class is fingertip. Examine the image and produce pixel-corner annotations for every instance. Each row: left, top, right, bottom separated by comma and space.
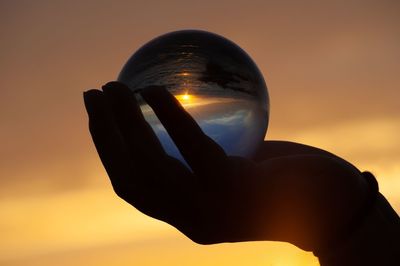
84, 89, 102, 98
102, 81, 131, 93
84, 89, 103, 114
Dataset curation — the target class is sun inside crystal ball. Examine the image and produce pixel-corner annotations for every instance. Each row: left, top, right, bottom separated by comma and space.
118, 30, 269, 163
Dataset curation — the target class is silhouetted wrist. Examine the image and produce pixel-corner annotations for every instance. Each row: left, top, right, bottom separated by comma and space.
315, 192, 400, 266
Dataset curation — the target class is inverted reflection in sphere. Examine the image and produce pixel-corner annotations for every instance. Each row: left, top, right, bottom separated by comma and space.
118, 30, 269, 163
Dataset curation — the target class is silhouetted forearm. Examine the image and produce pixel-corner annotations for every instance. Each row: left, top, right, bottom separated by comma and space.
316, 193, 400, 266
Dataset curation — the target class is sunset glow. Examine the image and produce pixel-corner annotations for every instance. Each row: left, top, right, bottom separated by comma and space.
176, 92, 191, 102
177, 72, 191, 76
182, 93, 190, 100
1, 1, 399, 266
175, 91, 201, 106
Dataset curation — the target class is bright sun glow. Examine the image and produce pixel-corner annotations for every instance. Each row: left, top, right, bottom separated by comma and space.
178, 72, 190, 76
182, 93, 190, 100
176, 91, 193, 104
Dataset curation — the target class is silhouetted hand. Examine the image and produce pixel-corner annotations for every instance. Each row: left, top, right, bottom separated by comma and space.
83, 81, 370, 252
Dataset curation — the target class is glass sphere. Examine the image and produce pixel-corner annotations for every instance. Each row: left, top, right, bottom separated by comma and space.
118, 30, 269, 163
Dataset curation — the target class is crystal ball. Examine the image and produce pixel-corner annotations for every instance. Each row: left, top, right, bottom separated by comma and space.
118, 30, 269, 163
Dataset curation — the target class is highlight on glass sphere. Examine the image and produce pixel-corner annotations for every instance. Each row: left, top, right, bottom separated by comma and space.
118, 30, 269, 163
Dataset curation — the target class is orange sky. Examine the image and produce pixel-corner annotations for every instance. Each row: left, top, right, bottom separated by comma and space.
1, 1, 399, 265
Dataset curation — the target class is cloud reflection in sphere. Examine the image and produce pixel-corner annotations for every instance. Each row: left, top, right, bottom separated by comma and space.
118, 30, 269, 164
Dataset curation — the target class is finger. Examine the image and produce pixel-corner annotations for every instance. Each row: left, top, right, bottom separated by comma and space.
84, 89, 192, 223
83, 89, 132, 187
141, 86, 227, 175
101, 82, 167, 167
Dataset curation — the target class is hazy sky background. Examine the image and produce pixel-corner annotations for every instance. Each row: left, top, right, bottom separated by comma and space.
1, 1, 399, 265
